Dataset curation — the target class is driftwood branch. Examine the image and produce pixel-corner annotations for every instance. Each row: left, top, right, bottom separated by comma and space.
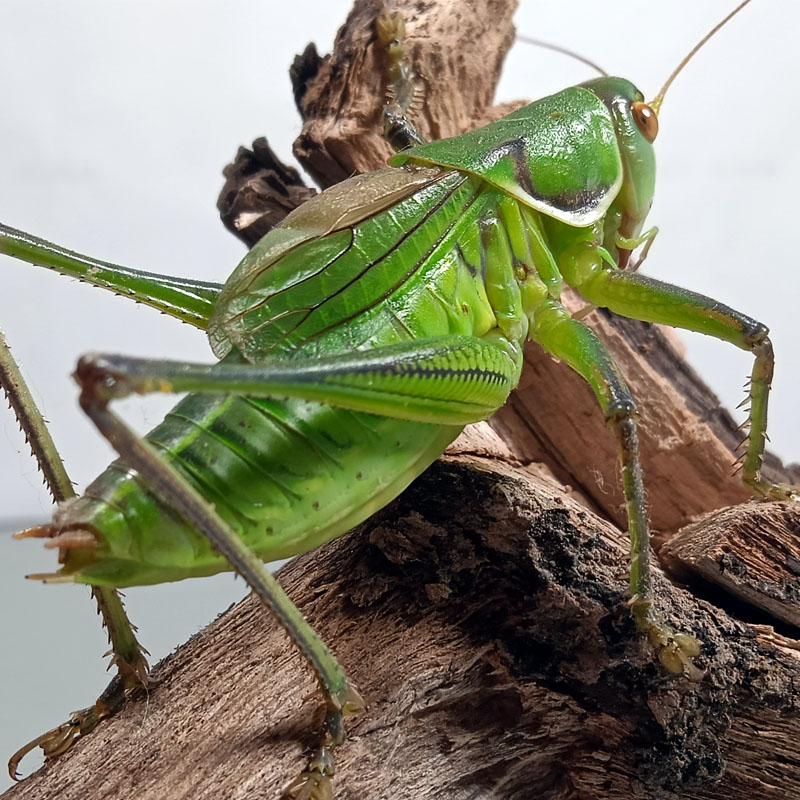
6, 1, 800, 798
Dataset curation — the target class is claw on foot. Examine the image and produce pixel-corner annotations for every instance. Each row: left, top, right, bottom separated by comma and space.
7, 670, 139, 781
630, 596, 703, 680
648, 625, 703, 681
282, 748, 334, 800
283, 680, 363, 800
753, 482, 800, 500
9, 705, 101, 781
748, 480, 799, 502
339, 680, 365, 716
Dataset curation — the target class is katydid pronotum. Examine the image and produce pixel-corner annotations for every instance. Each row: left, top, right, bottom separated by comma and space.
1, 0, 800, 796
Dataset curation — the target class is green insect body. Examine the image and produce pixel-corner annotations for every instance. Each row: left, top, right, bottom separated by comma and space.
45, 78, 650, 589
2, 2, 787, 793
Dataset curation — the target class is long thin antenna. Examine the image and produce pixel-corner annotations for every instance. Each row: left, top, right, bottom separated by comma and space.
651, 0, 754, 114
516, 35, 608, 78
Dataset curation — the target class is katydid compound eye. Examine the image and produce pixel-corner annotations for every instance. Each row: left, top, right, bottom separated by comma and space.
632, 101, 659, 142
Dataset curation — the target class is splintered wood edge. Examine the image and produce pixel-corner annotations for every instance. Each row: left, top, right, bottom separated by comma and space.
661, 502, 800, 629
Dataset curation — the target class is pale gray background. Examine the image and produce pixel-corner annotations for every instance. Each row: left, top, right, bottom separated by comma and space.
1, 0, 797, 788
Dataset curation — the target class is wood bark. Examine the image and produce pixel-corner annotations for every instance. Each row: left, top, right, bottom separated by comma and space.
5, 1, 800, 799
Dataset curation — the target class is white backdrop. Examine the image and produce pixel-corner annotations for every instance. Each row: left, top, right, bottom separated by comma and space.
1, 0, 797, 788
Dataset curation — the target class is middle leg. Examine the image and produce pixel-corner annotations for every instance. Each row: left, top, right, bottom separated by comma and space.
530, 300, 701, 676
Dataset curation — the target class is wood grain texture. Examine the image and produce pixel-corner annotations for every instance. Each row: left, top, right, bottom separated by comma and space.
5, 1, 800, 798
662, 503, 800, 628
5, 457, 800, 800
293, 0, 518, 185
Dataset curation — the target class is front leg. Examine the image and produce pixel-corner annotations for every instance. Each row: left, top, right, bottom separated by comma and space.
562, 247, 797, 501
376, 5, 426, 151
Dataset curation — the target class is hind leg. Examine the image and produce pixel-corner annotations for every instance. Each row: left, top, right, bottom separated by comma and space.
1, 330, 150, 779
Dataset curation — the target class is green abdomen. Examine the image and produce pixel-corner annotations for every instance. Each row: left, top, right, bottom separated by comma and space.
66, 393, 458, 587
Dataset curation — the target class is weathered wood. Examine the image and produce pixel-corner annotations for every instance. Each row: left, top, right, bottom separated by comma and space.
217, 137, 317, 247
662, 502, 800, 628
5, 1, 800, 798
5, 455, 799, 800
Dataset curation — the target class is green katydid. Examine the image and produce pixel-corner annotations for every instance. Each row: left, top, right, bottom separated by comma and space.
0, 0, 795, 797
